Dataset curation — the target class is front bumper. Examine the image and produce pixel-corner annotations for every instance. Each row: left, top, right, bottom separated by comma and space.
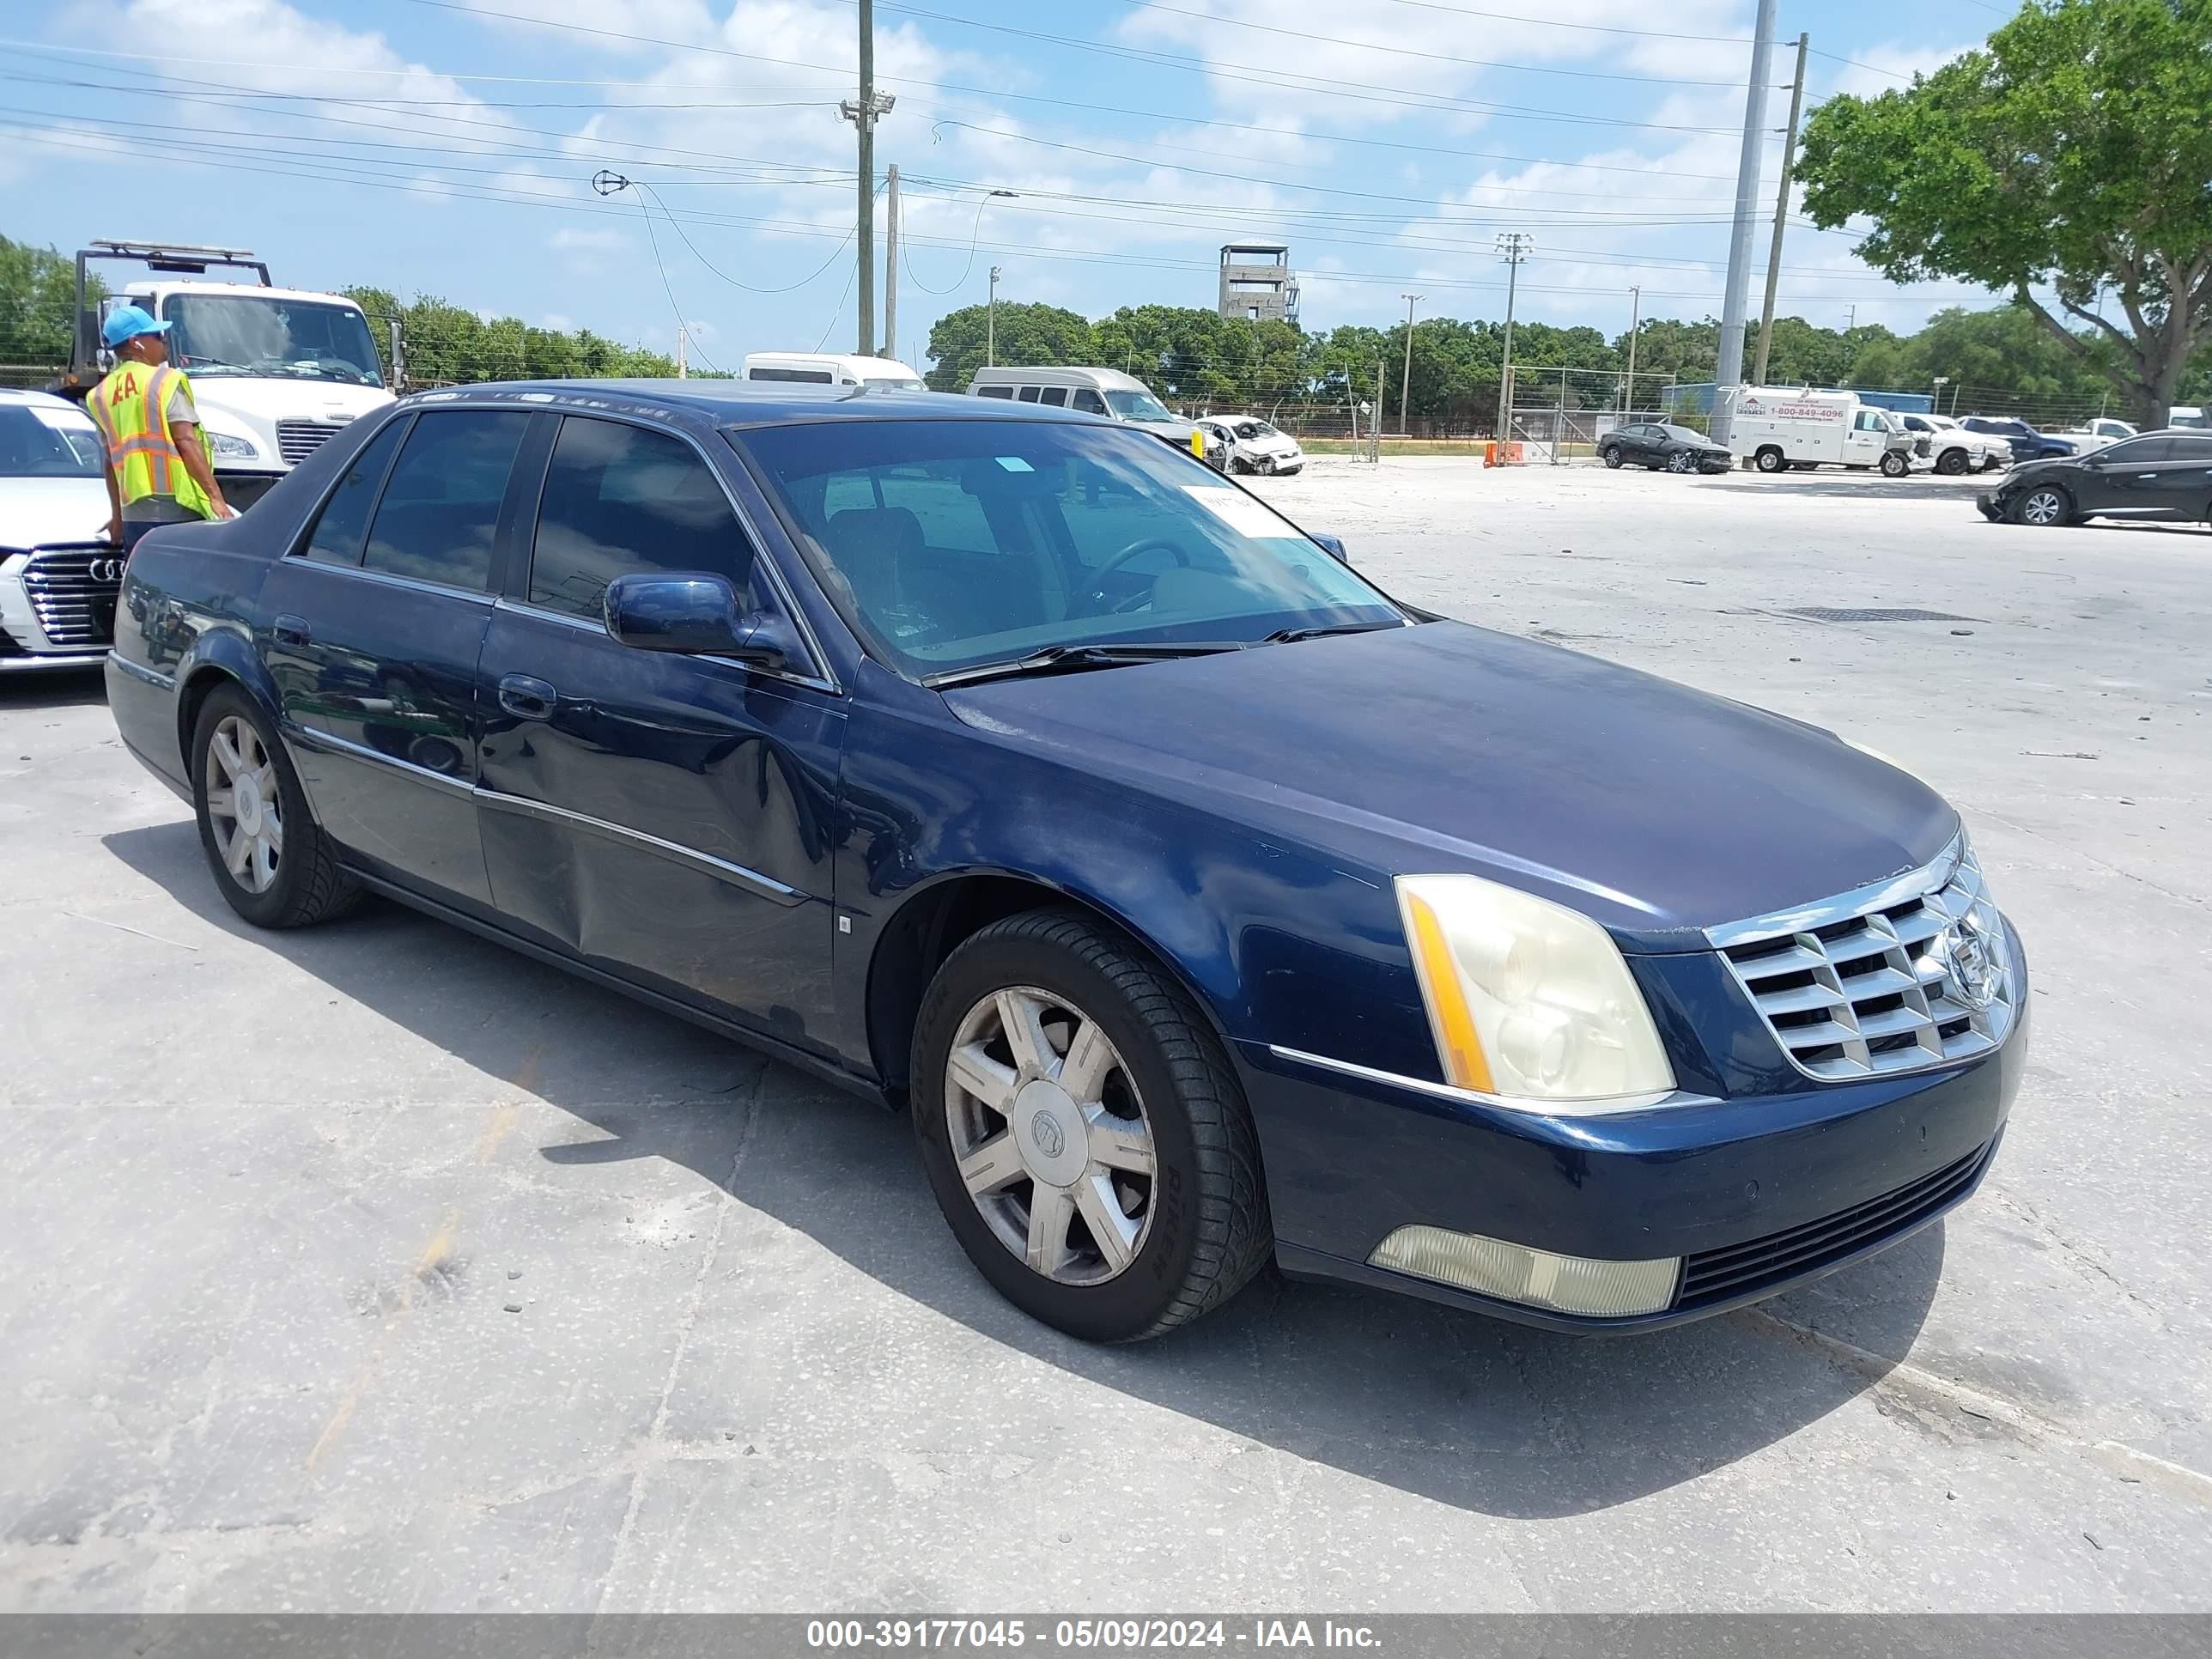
1237, 952, 2028, 1332
1977, 491, 2006, 521
1, 545, 123, 669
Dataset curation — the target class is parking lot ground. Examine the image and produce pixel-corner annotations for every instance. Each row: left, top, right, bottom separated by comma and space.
3, 458, 2209, 1612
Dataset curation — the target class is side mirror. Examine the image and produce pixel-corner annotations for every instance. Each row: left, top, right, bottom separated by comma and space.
603, 572, 799, 671
1310, 533, 1350, 564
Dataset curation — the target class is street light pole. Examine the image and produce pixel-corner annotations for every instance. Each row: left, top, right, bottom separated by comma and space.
884, 163, 899, 366
1624, 284, 1641, 416
1712, 0, 1777, 444
1400, 292, 1419, 438
988, 265, 1001, 366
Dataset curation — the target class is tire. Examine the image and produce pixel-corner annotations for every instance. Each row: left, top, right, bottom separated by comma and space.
191, 684, 361, 928
1979, 453, 2004, 472
1754, 447, 1784, 473
1879, 450, 1910, 477
910, 908, 1272, 1343
1667, 449, 1694, 473
1601, 446, 1624, 469
2013, 484, 2072, 526
1936, 447, 1969, 476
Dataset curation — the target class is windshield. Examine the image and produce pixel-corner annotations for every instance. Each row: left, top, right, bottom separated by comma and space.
1657, 424, 1706, 442
734, 418, 1402, 680
865, 377, 927, 392
161, 294, 385, 386
0, 404, 103, 478
2172, 410, 2207, 428
1102, 388, 1176, 423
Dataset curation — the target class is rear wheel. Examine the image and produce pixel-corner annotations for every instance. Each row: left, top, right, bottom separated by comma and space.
1753, 447, 1784, 473
1601, 445, 1624, 468
911, 909, 1272, 1342
191, 684, 360, 928
2014, 484, 2072, 526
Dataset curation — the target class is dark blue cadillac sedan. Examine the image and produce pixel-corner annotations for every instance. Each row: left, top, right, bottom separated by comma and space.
105, 381, 2027, 1343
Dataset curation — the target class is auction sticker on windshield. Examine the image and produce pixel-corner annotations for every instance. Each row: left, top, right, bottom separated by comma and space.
1181, 483, 1297, 540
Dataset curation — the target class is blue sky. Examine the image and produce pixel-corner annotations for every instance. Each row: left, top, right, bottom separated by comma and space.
1, 0, 2007, 371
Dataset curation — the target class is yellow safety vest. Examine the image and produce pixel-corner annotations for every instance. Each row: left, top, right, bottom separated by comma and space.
87, 361, 216, 520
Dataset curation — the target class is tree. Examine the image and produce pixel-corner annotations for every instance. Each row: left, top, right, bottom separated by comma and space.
924, 301, 1096, 391
1796, 0, 2212, 426
0, 236, 98, 370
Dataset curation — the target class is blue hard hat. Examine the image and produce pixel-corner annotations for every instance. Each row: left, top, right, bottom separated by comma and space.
102, 305, 173, 349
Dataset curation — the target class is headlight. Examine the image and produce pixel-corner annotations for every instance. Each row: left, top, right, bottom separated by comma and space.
1395, 872, 1674, 1110
207, 431, 260, 459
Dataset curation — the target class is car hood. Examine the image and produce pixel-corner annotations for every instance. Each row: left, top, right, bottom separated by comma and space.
0, 477, 112, 551
942, 621, 1956, 950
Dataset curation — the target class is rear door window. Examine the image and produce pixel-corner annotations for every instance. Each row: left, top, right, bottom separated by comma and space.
528, 416, 757, 619
2168, 435, 2212, 461
301, 418, 407, 567
361, 410, 530, 590
1038, 387, 1068, 407
1017, 386, 1042, 403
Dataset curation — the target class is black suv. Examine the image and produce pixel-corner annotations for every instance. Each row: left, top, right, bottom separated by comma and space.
1978, 429, 2212, 526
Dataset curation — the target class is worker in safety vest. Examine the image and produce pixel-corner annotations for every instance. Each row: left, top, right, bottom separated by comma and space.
86, 304, 234, 552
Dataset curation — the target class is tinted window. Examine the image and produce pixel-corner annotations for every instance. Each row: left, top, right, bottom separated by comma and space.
528, 417, 756, 620
2100, 437, 2172, 464
362, 410, 528, 591
976, 386, 1014, 399
1072, 389, 1107, 414
1038, 386, 1068, 407
1017, 386, 1042, 403
301, 418, 408, 567
748, 367, 834, 383
2169, 435, 2212, 460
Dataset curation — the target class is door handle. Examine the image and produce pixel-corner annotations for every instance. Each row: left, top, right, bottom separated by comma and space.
498, 673, 556, 720
2136, 473, 2158, 480
273, 614, 311, 647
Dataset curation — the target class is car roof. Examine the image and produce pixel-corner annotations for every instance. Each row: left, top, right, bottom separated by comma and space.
0, 387, 82, 410
398, 379, 1112, 428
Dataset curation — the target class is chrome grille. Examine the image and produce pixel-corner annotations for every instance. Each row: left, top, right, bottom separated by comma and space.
21, 545, 123, 649
1709, 836, 2015, 1082
276, 419, 351, 465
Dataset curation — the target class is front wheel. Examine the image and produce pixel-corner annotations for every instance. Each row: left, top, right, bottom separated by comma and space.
191, 684, 360, 928
1667, 449, 1695, 473
1879, 450, 1911, 477
1754, 447, 1784, 473
2014, 484, 2072, 526
911, 909, 1272, 1342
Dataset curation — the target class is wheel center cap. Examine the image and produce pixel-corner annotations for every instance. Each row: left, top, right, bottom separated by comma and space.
1011, 1079, 1087, 1188
233, 780, 261, 834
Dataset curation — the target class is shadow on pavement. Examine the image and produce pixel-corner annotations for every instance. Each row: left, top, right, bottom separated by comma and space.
0, 665, 107, 710
105, 819, 1944, 1522
1686, 475, 1996, 502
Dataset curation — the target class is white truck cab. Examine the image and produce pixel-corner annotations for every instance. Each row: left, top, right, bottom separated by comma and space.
1899, 412, 2011, 473
61, 242, 393, 509
1729, 387, 1924, 476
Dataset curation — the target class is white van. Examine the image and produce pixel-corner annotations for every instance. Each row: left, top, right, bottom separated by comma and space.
2171, 405, 2208, 429
742, 353, 925, 390
966, 366, 1216, 464
1729, 387, 1923, 476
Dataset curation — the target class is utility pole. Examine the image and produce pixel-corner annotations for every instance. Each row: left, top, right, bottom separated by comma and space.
1400, 293, 1419, 438
676, 326, 688, 380
1712, 0, 1777, 444
988, 265, 1001, 366
1377, 352, 1388, 449
1752, 31, 1809, 389
389, 314, 405, 392
1623, 285, 1640, 416
840, 0, 893, 358
1845, 302, 1856, 332
1493, 233, 1532, 443
884, 163, 900, 365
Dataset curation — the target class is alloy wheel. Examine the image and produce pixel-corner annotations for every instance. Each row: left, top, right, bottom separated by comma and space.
2021, 489, 2066, 526
943, 985, 1157, 1285
204, 714, 283, 894
1668, 450, 1693, 472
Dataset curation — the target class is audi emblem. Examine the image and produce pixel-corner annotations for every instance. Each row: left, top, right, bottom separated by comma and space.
90, 557, 125, 583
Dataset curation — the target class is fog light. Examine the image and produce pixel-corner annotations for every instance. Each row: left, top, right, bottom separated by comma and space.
1369, 1225, 1680, 1317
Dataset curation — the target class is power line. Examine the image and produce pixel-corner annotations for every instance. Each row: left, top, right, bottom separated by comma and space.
1366, 0, 1753, 43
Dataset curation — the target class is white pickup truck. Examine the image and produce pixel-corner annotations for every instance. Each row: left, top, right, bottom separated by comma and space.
1898, 412, 2012, 474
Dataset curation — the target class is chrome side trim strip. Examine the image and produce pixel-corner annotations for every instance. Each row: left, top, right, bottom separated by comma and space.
473, 787, 805, 906
280, 558, 497, 606
1703, 832, 1965, 950
289, 723, 476, 796
106, 652, 174, 689
1266, 1045, 1696, 1118
1, 653, 111, 674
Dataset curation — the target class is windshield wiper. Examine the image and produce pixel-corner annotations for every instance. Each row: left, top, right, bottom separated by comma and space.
925, 641, 1243, 689
1261, 621, 1406, 644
